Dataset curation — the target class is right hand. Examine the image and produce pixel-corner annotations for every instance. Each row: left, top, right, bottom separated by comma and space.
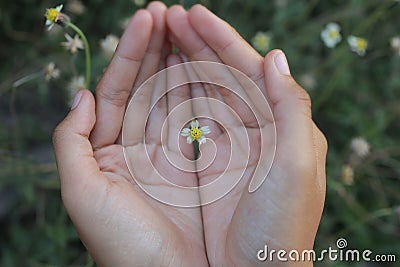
53, 2, 209, 266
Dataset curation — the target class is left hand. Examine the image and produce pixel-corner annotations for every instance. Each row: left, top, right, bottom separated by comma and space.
166, 5, 327, 266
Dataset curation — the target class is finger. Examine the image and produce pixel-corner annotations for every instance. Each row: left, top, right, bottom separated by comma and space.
165, 54, 193, 157
264, 49, 315, 174
313, 123, 328, 196
132, 2, 168, 90
166, 5, 220, 62
186, 4, 273, 117
188, 4, 265, 84
247, 49, 316, 192
53, 90, 109, 207
144, 55, 167, 144
117, 43, 171, 145
182, 61, 223, 137
167, 7, 268, 127
91, 10, 153, 149
229, 50, 322, 257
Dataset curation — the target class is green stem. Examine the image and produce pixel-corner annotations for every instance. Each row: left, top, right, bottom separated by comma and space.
66, 21, 91, 90
193, 140, 200, 160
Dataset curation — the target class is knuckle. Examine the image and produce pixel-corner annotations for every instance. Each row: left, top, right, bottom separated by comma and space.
294, 85, 312, 105
96, 85, 131, 108
52, 122, 65, 145
319, 131, 328, 152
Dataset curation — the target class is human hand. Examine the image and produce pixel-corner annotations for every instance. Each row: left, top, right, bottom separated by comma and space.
165, 4, 327, 266
53, 2, 327, 267
53, 2, 209, 266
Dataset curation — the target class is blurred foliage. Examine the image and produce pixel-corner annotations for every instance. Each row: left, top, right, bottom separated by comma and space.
1, 0, 400, 266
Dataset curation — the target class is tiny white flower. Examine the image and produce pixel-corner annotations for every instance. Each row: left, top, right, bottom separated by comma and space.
251, 31, 272, 54
62, 34, 84, 54
66, 0, 86, 15
348, 35, 368, 56
100, 34, 119, 59
321, 23, 342, 48
45, 4, 64, 31
342, 164, 354, 186
132, 0, 146, 7
68, 76, 85, 104
45, 62, 60, 81
181, 120, 211, 145
69, 76, 85, 92
390, 36, 400, 56
351, 137, 370, 157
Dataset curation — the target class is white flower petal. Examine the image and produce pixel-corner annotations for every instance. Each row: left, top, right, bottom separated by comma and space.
186, 136, 193, 144
321, 23, 342, 48
100, 34, 119, 59
56, 4, 63, 12
191, 120, 199, 129
45, 19, 52, 26
198, 136, 206, 144
326, 22, 340, 31
181, 128, 190, 136
200, 126, 211, 135
347, 36, 357, 46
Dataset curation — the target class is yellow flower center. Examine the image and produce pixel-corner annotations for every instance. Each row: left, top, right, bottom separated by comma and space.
46, 8, 60, 22
356, 39, 367, 50
329, 30, 339, 39
190, 127, 203, 140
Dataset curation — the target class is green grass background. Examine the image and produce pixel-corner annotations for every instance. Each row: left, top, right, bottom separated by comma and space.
0, 0, 399, 266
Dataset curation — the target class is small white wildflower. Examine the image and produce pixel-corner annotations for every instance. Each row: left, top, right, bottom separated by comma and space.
342, 164, 354, 186
45, 4, 66, 31
251, 31, 272, 54
69, 76, 85, 92
351, 137, 370, 158
132, 0, 146, 7
68, 76, 85, 104
66, 0, 86, 15
390, 36, 400, 56
62, 34, 84, 54
321, 23, 342, 48
100, 34, 119, 59
348, 35, 368, 56
181, 120, 211, 145
45, 62, 60, 81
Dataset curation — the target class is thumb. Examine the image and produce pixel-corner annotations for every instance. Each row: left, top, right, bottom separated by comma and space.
264, 49, 315, 176
53, 90, 105, 204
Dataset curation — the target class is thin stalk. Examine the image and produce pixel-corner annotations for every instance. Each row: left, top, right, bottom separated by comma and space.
12, 71, 44, 88
193, 140, 200, 160
66, 21, 91, 89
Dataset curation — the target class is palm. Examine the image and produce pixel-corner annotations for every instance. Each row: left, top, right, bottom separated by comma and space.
89, 141, 209, 266
164, 5, 327, 266
54, 3, 327, 267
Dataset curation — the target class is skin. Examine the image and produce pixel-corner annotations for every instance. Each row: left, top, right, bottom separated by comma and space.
52, 2, 327, 267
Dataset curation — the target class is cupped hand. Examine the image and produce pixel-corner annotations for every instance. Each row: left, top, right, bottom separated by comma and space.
53, 2, 328, 267
166, 4, 327, 266
53, 2, 209, 266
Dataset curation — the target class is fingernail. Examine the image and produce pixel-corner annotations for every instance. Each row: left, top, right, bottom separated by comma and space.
274, 50, 291, 75
71, 90, 83, 110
